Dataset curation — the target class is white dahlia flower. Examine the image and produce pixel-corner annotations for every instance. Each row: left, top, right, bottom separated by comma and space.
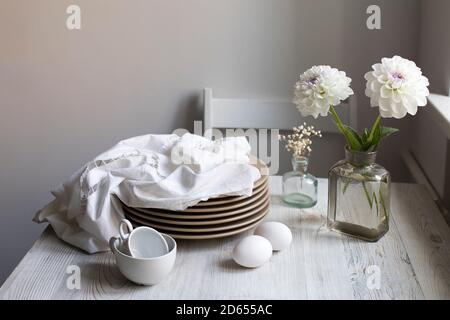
364, 55, 430, 119
293, 65, 354, 119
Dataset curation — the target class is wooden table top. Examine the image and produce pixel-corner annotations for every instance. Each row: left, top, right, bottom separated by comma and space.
1, 177, 449, 300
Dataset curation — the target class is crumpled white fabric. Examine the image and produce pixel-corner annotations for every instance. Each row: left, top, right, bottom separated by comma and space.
34, 133, 261, 253
171, 134, 251, 173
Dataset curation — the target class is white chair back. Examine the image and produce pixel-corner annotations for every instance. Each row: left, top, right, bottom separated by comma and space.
203, 88, 357, 174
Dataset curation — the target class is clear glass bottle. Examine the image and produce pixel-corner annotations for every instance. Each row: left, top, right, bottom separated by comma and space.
282, 156, 318, 208
327, 147, 390, 242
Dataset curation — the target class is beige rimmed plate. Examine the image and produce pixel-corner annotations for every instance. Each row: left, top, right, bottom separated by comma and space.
124, 198, 270, 226
252, 157, 270, 176
128, 184, 268, 214
253, 172, 269, 189
205, 158, 268, 200
127, 213, 267, 240
128, 206, 269, 235
192, 178, 267, 207
180, 184, 268, 213
124, 188, 270, 219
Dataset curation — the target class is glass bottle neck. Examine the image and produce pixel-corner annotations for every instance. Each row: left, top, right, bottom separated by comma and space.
345, 147, 377, 166
292, 156, 309, 174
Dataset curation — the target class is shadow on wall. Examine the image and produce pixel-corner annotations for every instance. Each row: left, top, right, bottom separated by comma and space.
170, 92, 204, 133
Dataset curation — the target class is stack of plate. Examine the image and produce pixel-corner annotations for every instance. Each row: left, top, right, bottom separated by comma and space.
121, 161, 269, 240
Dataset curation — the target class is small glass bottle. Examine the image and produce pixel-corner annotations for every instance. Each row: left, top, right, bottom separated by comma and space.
282, 156, 318, 208
327, 147, 390, 242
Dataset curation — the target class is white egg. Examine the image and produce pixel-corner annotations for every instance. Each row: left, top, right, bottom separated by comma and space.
254, 222, 292, 251
232, 235, 272, 268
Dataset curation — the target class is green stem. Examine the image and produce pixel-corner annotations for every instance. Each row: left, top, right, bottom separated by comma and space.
379, 188, 388, 219
329, 105, 363, 151
373, 191, 379, 216
342, 179, 351, 194
329, 106, 348, 137
329, 105, 353, 148
362, 181, 373, 209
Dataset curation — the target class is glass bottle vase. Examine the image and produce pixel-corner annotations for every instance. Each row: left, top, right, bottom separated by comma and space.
327, 147, 390, 242
282, 156, 318, 208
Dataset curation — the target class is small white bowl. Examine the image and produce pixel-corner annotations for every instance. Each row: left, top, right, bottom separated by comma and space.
109, 233, 177, 286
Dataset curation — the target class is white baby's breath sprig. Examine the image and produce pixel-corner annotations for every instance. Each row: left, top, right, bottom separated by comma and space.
279, 123, 322, 158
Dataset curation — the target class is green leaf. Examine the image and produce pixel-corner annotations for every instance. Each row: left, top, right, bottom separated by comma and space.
362, 128, 370, 142
361, 116, 385, 151
367, 144, 376, 152
368, 126, 399, 151
381, 127, 399, 139
343, 127, 362, 151
367, 116, 381, 146
361, 128, 370, 149
364, 124, 381, 152
344, 125, 362, 144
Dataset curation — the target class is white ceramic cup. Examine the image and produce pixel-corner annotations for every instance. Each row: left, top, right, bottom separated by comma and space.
109, 234, 177, 286
119, 219, 169, 258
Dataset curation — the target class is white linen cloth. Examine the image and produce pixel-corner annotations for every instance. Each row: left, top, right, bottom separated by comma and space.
34, 133, 261, 253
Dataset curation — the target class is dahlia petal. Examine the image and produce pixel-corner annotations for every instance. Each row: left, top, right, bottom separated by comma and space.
408, 103, 418, 115
416, 95, 427, 106
363, 56, 429, 118
379, 108, 393, 118
380, 86, 391, 99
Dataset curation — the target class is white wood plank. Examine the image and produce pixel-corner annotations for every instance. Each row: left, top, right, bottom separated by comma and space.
291, 178, 354, 299
390, 183, 450, 299
329, 179, 424, 299
298, 179, 423, 300
0, 177, 448, 300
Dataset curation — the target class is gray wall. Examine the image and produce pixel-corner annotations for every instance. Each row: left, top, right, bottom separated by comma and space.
418, 0, 450, 96
0, 0, 421, 284
412, 0, 450, 199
